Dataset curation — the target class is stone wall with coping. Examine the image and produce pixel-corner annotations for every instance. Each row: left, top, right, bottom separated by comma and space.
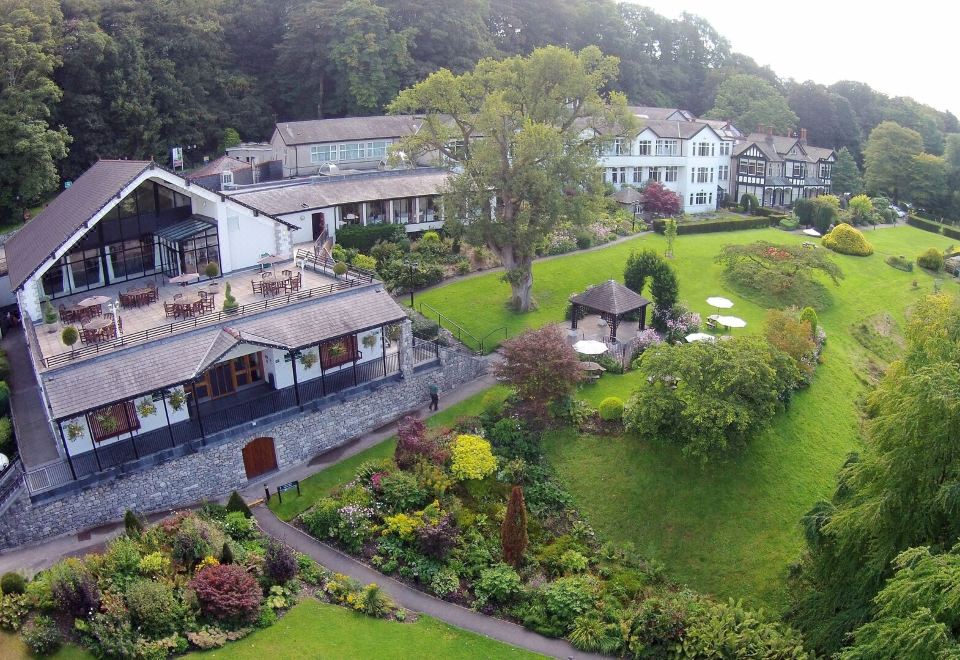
0, 349, 484, 550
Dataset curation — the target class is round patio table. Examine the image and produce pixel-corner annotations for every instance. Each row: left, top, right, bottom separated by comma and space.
84, 317, 113, 330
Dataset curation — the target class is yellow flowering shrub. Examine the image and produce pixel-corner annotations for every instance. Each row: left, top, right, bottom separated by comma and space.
138, 552, 170, 577
381, 513, 421, 540
194, 555, 220, 573
450, 434, 497, 481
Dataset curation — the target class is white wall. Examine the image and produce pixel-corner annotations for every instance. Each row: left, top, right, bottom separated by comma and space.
223, 209, 278, 272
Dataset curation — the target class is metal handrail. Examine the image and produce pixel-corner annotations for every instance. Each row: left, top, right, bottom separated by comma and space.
42, 277, 368, 369
416, 301, 482, 353
478, 326, 508, 353
294, 248, 377, 282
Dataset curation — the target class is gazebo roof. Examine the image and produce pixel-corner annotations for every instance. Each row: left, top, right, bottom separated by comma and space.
570, 280, 650, 316
611, 188, 642, 205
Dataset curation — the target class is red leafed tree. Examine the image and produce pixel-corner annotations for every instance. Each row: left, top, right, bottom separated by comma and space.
501, 485, 528, 568
640, 181, 682, 217
189, 564, 262, 623
394, 415, 446, 468
493, 325, 582, 416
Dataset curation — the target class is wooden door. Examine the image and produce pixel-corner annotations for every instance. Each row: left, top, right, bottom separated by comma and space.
311, 212, 326, 241
242, 437, 277, 480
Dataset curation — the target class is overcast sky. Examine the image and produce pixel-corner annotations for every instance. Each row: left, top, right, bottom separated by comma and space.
634, 0, 957, 116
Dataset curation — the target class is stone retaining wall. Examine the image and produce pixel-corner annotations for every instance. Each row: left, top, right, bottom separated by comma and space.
0, 351, 484, 550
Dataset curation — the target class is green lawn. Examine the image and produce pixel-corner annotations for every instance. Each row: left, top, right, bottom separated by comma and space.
0, 632, 91, 660
270, 386, 510, 521
421, 225, 958, 611
187, 598, 541, 659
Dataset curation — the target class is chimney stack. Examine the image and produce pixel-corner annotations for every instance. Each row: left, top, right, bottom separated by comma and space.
799, 128, 808, 143
767, 125, 774, 136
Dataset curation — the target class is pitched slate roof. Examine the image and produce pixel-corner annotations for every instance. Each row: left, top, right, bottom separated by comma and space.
42, 286, 407, 418
627, 106, 689, 120
643, 120, 718, 140
570, 280, 650, 316
612, 188, 642, 204
7, 160, 153, 291
274, 115, 422, 146
186, 155, 251, 179
227, 169, 450, 216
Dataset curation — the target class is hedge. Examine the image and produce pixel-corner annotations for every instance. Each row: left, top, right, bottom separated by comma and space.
652, 216, 777, 235
906, 214, 960, 241
335, 224, 407, 252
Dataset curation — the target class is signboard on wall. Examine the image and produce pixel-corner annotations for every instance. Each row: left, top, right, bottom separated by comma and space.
171, 146, 184, 170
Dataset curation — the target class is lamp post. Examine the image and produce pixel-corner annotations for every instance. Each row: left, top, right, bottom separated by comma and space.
404, 259, 420, 308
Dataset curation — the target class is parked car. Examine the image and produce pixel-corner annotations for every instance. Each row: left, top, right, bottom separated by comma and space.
889, 205, 906, 218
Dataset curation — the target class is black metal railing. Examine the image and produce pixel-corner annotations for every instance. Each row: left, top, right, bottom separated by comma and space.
25, 350, 414, 494
42, 279, 370, 369
0, 458, 23, 511
417, 301, 482, 353
412, 337, 441, 365
295, 248, 377, 283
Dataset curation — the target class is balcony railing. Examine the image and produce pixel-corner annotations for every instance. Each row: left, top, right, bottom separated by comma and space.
25, 342, 441, 496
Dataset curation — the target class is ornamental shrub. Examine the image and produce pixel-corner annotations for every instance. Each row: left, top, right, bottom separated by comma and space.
49, 558, 100, 617
263, 539, 298, 585
822, 223, 873, 256
917, 247, 944, 271
417, 515, 458, 560
799, 307, 819, 338
138, 552, 170, 577
225, 491, 252, 517
302, 498, 341, 539
537, 575, 599, 634
20, 614, 61, 655
378, 471, 428, 512
125, 579, 183, 637
0, 594, 28, 631
223, 511, 256, 540
351, 253, 377, 271
779, 216, 800, 230
172, 515, 226, 568
885, 255, 914, 272
189, 564, 263, 624
598, 397, 624, 422
739, 193, 759, 213
430, 567, 460, 596
382, 512, 421, 541
450, 434, 497, 481
1, 572, 25, 595
123, 510, 143, 537
474, 564, 522, 606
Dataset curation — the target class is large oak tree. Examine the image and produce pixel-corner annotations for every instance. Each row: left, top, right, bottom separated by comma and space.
388, 45, 633, 311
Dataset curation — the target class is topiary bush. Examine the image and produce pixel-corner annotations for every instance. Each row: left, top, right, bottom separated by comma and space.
822, 223, 873, 256
225, 491, 252, 517
799, 307, 819, 338
598, 397, 625, 422
739, 193, 759, 214
917, 247, 944, 271
1, 572, 26, 596
189, 564, 263, 624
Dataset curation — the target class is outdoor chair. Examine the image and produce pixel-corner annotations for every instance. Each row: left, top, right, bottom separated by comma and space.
80, 328, 100, 344
282, 269, 292, 278
58, 305, 73, 324
164, 302, 177, 318
705, 317, 718, 331
252, 280, 263, 295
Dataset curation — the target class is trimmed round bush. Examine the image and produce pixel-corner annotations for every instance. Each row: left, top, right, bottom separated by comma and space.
189, 564, 263, 624
20, 614, 61, 655
598, 397, 624, 422
450, 434, 497, 481
917, 247, 944, 271
822, 223, 873, 256
799, 307, 819, 338
1, 572, 26, 596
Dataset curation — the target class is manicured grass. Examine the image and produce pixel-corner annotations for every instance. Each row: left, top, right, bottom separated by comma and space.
421, 225, 958, 611
186, 598, 541, 659
269, 386, 510, 521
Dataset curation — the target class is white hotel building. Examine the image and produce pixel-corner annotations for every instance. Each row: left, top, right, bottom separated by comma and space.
595, 107, 741, 214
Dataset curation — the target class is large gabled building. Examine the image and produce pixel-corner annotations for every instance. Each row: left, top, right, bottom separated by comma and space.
731, 128, 835, 207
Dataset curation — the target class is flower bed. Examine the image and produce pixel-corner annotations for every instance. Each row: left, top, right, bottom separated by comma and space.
0, 497, 402, 658
294, 410, 807, 656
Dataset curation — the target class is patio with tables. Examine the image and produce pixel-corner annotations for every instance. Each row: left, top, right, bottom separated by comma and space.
35, 260, 344, 366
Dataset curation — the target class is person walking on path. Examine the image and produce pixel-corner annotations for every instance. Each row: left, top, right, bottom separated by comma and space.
428, 381, 439, 411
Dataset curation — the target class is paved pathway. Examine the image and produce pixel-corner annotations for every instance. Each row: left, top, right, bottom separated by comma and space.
254, 507, 602, 659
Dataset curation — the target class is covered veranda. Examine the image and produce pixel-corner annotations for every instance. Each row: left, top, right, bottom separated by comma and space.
569, 280, 650, 342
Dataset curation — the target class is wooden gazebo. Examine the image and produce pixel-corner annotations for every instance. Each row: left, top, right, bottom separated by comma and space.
570, 280, 651, 341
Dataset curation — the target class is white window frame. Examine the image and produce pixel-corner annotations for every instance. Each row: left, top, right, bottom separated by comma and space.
632, 167, 642, 184
310, 145, 334, 164
718, 165, 729, 181
648, 167, 662, 182
792, 162, 805, 178
637, 140, 652, 156
656, 139, 678, 156
665, 166, 678, 182
719, 142, 731, 156
819, 163, 831, 179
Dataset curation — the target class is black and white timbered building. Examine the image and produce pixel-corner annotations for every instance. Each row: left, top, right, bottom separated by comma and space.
731, 127, 835, 207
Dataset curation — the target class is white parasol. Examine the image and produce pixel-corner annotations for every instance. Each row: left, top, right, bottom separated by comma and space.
715, 315, 747, 328
802, 228, 822, 237
573, 340, 608, 355
706, 296, 733, 309
685, 332, 716, 343
168, 273, 200, 285
77, 295, 111, 307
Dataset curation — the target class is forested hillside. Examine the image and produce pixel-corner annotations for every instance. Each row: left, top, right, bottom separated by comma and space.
1, 0, 956, 221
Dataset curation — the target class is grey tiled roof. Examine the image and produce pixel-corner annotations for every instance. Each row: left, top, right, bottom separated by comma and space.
7, 160, 153, 290
275, 116, 422, 146
227, 169, 451, 216
627, 106, 688, 120
571, 280, 650, 316
42, 286, 407, 418
186, 156, 251, 179
643, 120, 716, 140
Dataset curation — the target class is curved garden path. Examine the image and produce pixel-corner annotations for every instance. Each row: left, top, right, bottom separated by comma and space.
254, 507, 604, 660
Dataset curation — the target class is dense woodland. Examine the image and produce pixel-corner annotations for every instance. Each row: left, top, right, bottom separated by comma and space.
2, 0, 959, 221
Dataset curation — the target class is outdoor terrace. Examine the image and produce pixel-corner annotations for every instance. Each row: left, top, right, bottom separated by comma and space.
34, 252, 375, 370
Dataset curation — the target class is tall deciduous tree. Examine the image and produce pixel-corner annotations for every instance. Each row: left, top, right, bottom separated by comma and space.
501, 485, 528, 568
705, 74, 798, 134
389, 45, 632, 311
0, 0, 70, 221
863, 121, 923, 202
790, 294, 960, 653
908, 153, 948, 213
493, 325, 582, 416
830, 147, 863, 195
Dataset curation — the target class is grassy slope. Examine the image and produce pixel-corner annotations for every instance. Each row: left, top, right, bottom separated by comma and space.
186, 599, 541, 659
420, 226, 956, 610
270, 386, 510, 521
0, 632, 91, 660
